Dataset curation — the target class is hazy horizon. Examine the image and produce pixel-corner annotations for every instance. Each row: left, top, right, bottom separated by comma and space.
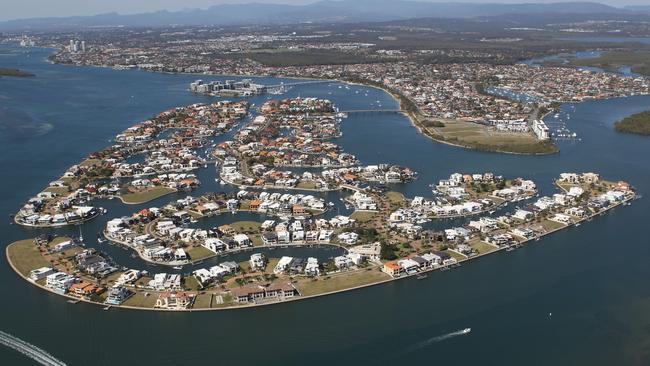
1, 0, 648, 22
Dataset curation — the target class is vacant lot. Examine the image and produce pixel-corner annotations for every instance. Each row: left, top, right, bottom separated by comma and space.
295, 268, 390, 296
121, 187, 177, 204
423, 119, 556, 154
7, 239, 51, 276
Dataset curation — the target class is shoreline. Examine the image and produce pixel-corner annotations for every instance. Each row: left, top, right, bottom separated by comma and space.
6, 193, 636, 312
377, 86, 560, 156
42, 48, 557, 156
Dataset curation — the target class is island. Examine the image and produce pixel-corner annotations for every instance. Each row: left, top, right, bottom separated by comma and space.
0, 67, 34, 78
615, 110, 650, 135
5, 96, 639, 311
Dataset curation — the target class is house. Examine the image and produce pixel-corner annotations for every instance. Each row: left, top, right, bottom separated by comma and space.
115, 269, 141, 285
249, 253, 267, 271
69, 282, 102, 297
203, 238, 228, 253
550, 213, 572, 224
231, 282, 298, 303
304, 257, 320, 276
231, 284, 267, 303
29, 267, 56, 281
421, 252, 442, 267
46, 272, 76, 294
262, 232, 278, 245
349, 242, 382, 262
52, 240, 77, 253
105, 286, 133, 305
382, 262, 404, 277
397, 258, 420, 274
155, 292, 192, 310
334, 255, 354, 269
337, 232, 359, 245
274, 256, 293, 274
513, 209, 534, 221
233, 234, 251, 247
276, 231, 291, 244
220, 261, 239, 274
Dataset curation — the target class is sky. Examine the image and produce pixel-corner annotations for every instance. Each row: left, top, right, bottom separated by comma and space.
1, 0, 647, 22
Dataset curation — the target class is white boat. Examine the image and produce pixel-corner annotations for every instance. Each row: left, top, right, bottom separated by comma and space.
173, 266, 183, 270
462, 328, 471, 334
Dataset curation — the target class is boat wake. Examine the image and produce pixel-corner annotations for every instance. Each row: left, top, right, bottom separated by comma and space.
404, 328, 471, 353
0, 330, 67, 366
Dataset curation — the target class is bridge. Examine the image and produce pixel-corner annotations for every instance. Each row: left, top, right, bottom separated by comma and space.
266, 80, 332, 88
0, 330, 67, 366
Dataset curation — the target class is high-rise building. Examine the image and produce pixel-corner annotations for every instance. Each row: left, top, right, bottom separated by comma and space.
81, 41, 86, 52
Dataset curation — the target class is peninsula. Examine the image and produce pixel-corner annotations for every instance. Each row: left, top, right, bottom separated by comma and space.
6, 172, 637, 311
0, 67, 34, 77
615, 110, 650, 135
5, 96, 638, 311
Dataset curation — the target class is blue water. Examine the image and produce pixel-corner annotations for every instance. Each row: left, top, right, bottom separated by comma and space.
2, 45, 650, 366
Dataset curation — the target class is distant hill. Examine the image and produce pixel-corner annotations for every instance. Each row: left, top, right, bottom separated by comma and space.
624, 5, 650, 14
0, 1, 634, 31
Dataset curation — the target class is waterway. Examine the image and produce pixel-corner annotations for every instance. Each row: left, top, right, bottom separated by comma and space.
1, 45, 650, 365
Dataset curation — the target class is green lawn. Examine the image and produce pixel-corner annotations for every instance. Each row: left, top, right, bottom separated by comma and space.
43, 186, 70, 195
265, 258, 280, 274
186, 246, 216, 261
540, 219, 567, 231
470, 240, 499, 255
296, 181, 318, 189
423, 118, 557, 154
122, 292, 158, 308
350, 211, 378, 223
230, 221, 262, 234
121, 187, 177, 204
184, 276, 202, 291
444, 250, 467, 262
7, 239, 52, 276
295, 268, 390, 296
193, 293, 212, 309
385, 191, 405, 204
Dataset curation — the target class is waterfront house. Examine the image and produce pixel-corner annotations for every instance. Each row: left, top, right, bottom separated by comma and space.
233, 234, 251, 247
337, 232, 359, 245
231, 282, 298, 303
69, 282, 102, 297
231, 284, 267, 303
156, 292, 192, 310
348, 242, 382, 262
397, 259, 420, 275
305, 257, 320, 276
29, 267, 56, 281
274, 256, 293, 274
203, 238, 228, 253
382, 262, 404, 277
105, 286, 133, 305
262, 232, 278, 245
249, 253, 267, 271
46, 272, 76, 294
